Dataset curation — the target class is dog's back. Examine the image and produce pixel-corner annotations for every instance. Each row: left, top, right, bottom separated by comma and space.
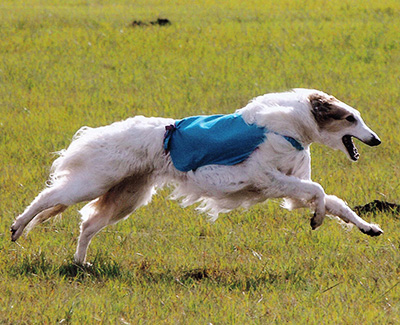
51, 116, 175, 188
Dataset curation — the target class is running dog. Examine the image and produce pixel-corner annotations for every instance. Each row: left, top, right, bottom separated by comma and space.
11, 88, 383, 264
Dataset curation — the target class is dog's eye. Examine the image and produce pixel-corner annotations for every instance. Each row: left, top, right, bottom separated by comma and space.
346, 115, 356, 123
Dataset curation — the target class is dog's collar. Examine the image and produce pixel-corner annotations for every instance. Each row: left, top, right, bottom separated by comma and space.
268, 130, 304, 151
281, 135, 304, 151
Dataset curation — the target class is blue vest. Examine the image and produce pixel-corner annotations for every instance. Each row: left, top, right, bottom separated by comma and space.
163, 113, 303, 172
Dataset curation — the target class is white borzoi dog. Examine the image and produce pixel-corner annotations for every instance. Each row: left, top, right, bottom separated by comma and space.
11, 88, 383, 265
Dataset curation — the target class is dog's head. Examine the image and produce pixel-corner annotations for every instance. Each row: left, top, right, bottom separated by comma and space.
309, 92, 381, 161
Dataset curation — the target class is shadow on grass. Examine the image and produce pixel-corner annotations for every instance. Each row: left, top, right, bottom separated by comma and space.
11, 251, 123, 281
58, 259, 122, 280
11, 252, 304, 291
176, 266, 303, 291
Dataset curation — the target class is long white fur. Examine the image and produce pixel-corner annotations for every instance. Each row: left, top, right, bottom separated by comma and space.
11, 88, 383, 264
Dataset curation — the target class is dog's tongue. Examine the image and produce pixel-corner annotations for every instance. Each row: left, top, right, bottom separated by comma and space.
343, 135, 359, 161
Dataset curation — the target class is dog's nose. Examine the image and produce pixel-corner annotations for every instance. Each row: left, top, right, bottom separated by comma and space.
366, 135, 381, 147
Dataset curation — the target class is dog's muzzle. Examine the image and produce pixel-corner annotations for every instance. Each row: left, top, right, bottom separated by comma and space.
342, 134, 381, 161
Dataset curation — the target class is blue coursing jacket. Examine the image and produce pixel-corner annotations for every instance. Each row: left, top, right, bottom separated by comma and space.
163, 113, 303, 172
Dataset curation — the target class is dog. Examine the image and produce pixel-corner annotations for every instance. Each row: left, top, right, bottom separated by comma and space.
11, 88, 383, 265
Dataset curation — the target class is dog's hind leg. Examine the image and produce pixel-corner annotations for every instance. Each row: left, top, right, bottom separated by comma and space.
25, 204, 68, 233
11, 186, 70, 241
325, 195, 383, 236
74, 175, 155, 265
11, 175, 111, 242
73, 200, 111, 265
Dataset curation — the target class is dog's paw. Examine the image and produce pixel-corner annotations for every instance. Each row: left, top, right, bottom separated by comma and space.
359, 224, 383, 237
310, 212, 324, 230
10, 222, 24, 242
73, 261, 93, 269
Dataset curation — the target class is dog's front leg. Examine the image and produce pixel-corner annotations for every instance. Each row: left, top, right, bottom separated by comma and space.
325, 195, 383, 236
261, 173, 327, 228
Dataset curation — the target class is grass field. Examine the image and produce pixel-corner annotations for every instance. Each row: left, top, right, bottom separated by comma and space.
1, 0, 400, 323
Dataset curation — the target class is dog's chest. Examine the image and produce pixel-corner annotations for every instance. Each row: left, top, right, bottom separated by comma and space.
276, 149, 310, 178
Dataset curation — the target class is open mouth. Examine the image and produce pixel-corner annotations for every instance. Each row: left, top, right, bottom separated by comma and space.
342, 135, 359, 161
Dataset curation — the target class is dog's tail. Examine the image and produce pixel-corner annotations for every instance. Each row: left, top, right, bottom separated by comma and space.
25, 204, 67, 234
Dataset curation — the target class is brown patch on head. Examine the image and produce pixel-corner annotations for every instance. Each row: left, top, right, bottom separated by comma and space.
309, 93, 350, 131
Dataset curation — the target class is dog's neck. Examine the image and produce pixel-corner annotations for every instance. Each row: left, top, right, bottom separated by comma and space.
238, 102, 320, 148
279, 109, 321, 147
268, 130, 305, 151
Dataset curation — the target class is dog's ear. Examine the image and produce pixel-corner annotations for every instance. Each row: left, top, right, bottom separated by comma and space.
309, 93, 347, 127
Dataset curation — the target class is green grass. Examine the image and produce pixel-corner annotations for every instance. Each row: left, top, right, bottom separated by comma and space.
1, 0, 400, 323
